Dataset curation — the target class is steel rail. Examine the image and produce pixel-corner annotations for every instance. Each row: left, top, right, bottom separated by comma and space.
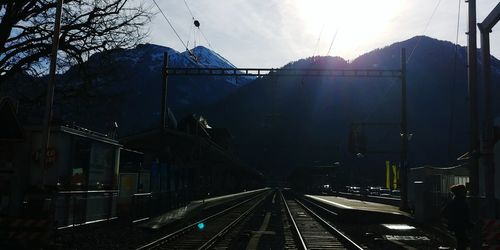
300, 196, 339, 217
197, 192, 269, 249
294, 198, 364, 250
280, 191, 308, 250
136, 190, 269, 250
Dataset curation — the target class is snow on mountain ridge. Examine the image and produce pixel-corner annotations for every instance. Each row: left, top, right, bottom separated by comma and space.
136, 44, 235, 69
111, 43, 253, 86
185, 46, 237, 68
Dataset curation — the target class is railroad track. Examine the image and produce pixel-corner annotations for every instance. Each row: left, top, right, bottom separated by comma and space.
281, 191, 364, 250
136, 190, 269, 250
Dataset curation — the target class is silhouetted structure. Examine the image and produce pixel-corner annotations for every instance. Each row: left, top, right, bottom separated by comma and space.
408, 165, 469, 223
120, 114, 264, 221
288, 165, 345, 194
442, 184, 471, 250
0, 97, 24, 217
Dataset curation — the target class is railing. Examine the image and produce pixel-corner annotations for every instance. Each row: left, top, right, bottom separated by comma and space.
130, 190, 191, 223
19, 188, 229, 230
131, 192, 152, 223
53, 190, 118, 228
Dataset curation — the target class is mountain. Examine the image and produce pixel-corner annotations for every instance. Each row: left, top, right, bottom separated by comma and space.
3, 44, 253, 134
199, 36, 500, 183
4, 36, 499, 185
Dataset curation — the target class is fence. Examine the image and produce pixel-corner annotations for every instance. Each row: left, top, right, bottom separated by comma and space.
14, 188, 193, 230
53, 190, 118, 228
130, 190, 190, 223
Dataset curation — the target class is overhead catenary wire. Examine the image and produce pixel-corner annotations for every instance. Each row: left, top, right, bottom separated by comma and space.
183, 0, 213, 50
447, 0, 462, 161
326, 28, 340, 56
152, 0, 200, 64
152, 0, 189, 52
312, 22, 326, 58
407, 0, 443, 63
183, 0, 195, 20
199, 29, 213, 49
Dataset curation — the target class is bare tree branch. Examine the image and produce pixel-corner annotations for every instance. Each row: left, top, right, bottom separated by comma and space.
0, 0, 152, 83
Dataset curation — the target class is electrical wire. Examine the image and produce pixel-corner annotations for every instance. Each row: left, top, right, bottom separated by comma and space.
183, 0, 213, 50
326, 28, 340, 56
312, 22, 326, 58
152, 0, 201, 65
407, 0, 443, 63
152, 0, 189, 51
447, 0, 462, 161
183, 0, 195, 21
199, 29, 213, 49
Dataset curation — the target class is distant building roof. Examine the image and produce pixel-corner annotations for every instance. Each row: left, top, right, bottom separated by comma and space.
177, 114, 211, 139
207, 128, 232, 150
25, 124, 121, 146
410, 164, 469, 176
58, 125, 121, 146
119, 127, 187, 152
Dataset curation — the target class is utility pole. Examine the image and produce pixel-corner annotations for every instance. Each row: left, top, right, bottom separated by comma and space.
161, 52, 169, 129
40, 0, 64, 183
467, 0, 479, 196
400, 48, 409, 211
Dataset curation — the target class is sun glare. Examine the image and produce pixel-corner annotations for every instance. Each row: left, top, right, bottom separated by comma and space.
293, 0, 403, 58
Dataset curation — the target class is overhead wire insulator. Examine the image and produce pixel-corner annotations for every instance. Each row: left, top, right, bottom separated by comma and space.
187, 49, 198, 62
194, 20, 200, 28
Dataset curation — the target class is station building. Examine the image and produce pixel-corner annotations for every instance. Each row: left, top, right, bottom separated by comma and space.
0, 96, 264, 231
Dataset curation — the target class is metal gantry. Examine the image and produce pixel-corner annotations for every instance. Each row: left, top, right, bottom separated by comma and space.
164, 67, 402, 78
160, 48, 409, 210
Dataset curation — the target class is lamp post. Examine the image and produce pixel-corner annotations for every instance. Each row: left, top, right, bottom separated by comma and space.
40, 0, 64, 186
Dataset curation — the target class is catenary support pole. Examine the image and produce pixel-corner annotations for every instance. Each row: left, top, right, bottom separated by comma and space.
161, 52, 169, 129
467, 0, 479, 196
400, 48, 409, 211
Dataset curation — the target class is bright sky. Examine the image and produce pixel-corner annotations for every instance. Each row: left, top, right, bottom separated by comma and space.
146, 0, 500, 68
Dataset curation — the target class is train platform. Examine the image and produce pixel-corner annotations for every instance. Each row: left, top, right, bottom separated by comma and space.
305, 195, 411, 222
140, 188, 270, 229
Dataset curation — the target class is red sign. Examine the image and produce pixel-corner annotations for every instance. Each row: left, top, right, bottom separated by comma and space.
32, 148, 58, 166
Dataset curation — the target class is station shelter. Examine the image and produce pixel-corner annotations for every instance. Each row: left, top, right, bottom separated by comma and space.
408, 164, 469, 223
7, 123, 121, 228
